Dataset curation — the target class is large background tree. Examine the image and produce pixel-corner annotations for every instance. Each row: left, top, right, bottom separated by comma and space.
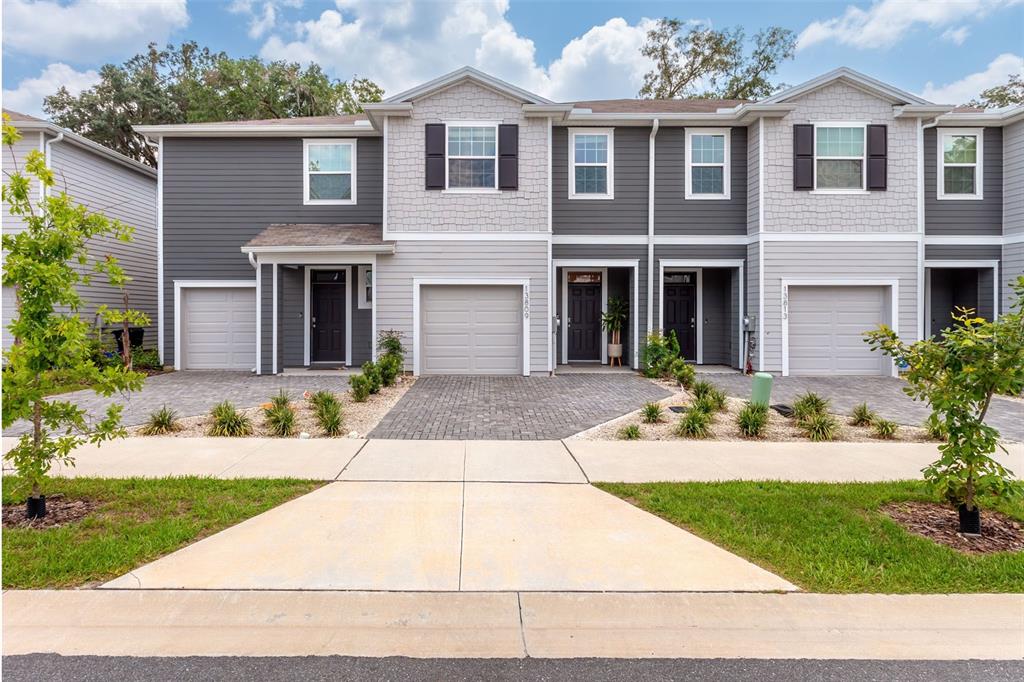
968, 73, 1023, 109
639, 20, 796, 100
43, 42, 384, 166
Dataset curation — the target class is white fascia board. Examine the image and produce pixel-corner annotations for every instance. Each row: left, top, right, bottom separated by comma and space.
14, 120, 155, 177
522, 104, 574, 119
933, 105, 1024, 127
133, 124, 378, 137
894, 105, 955, 118
240, 244, 395, 254
383, 66, 552, 105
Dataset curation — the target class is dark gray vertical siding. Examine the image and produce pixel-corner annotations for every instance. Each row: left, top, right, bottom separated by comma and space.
924, 127, 1002, 235
162, 136, 383, 366
607, 268, 631, 362
924, 244, 1002, 259
551, 127, 649, 234
977, 268, 995, 319
281, 266, 304, 367
654, 127, 747, 235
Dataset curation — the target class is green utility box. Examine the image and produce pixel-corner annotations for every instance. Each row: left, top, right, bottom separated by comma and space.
751, 372, 773, 407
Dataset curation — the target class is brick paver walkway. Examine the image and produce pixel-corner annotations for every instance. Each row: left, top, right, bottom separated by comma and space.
3, 372, 350, 437
370, 375, 671, 440
702, 373, 1023, 442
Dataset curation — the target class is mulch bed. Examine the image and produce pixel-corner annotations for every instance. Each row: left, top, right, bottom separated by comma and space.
2, 494, 101, 530
882, 501, 1024, 554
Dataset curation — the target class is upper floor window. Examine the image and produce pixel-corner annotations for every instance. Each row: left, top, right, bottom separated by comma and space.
303, 139, 356, 205
814, 124, 865, 191
938, 128, 983, 200
447, 124, 497, 190
569, 128, 614, 199
685, 128, 730, 199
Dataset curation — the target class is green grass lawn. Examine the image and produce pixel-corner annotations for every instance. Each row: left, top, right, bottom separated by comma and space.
3, 476, 320, 589
596, 480, 1024, 593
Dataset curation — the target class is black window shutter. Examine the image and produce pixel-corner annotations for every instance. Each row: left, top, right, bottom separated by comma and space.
425, 123, 446, 190
866, 124, 887, 191
793, 124, 814, 190
498, 124, 519, 190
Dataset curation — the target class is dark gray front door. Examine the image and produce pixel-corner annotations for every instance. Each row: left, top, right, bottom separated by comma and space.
311, 270, 346, 363
664, 275, 697, 361
569, 283, 601, 361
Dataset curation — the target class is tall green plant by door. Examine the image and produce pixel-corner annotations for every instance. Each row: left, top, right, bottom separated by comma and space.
865, 276, 1024, 534
1, 115, 145, 517
600, 296, 628, 362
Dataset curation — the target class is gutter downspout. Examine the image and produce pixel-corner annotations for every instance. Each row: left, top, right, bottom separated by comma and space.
646, 118, 660, 366
144, 137, 165, 366
42, 132, 65, 196
918, 117, 941, 338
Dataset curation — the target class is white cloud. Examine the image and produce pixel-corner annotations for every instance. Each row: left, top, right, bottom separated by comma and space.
941, 26, 971, 45
2, 63, 100, 118
229, 0, 303, 40
921, 52, 1023, 103
798, 0, 1021, 51
258, 0, 656, 100
2, 0, 189, 61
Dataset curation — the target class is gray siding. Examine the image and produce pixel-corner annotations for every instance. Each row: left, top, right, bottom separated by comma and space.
924, 245, 1002, 260
746, 241, 760, 368
351, 267, 372, 365
260, 264, 273, 372
1006, 121, 1024, 236
654, 127, 747, 235
552, 127, 649, 234
1003, 243, 1024, 314
281, 266, 304, 367
747, 122, 759, 236
924, 127, 1003, 235
162, 136, 382, 366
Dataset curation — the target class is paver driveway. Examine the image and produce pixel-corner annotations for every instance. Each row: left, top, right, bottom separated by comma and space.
704, 373, 1024, 442
370, 375, 672, 440
3, 371, 350, 437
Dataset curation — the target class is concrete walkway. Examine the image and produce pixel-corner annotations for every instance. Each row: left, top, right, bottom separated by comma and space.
5, 590, 1021, 660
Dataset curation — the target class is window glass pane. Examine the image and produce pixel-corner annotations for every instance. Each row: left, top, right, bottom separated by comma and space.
308, 144, 351, 172
816, 127, 864, 157
309, 173, 351, 200
448, 126, 496, 157
943, 166, 976, 194
574, 134, 608, 164
691, 166, 724, 194
364, 268, 373, 303
943, 135, 977, 164
816, 159, 863, 189
690, 134, 725, 164
448, 158, 495, 188
574, 166, 608, 194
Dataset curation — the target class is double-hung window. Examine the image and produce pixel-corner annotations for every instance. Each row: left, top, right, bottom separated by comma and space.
303, 139, 356, 205
814, 124, 866, 191
938, 128, 983, 200
446, 124, 497, 190
569, 128, 614, 199
685, 128, 730, 199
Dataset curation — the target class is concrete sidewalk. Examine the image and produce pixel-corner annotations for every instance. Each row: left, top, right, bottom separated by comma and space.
5, 590, 1022, 660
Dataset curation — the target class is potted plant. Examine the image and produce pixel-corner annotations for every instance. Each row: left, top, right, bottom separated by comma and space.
601, 297, 629, 366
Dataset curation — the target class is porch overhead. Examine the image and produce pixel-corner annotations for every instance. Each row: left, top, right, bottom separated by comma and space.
240, 223, 394, 256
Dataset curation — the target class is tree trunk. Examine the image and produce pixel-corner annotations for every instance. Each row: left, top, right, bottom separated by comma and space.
121, 290, 132, 371
31, 401, 42, 501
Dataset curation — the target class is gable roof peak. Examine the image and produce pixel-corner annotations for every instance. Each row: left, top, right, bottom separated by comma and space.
762, 66, 932, 106
384, 66, 552, 105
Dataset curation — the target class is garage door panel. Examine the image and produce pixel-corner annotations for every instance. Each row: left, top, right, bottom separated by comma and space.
420, 285, 522, 375
788, 285, 887, 377
181, 287, 256, 370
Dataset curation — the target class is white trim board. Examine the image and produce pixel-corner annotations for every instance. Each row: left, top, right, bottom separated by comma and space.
303, 266, 354, 368
172, 279, 257, 373
923, 235, 1005, 245
412, 277, 532, 377
658, 259, 745, 368
381, 231, 550, 241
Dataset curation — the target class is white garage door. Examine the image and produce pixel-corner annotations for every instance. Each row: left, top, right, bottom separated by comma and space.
180, 287, 256, 370
787, 285, 888, 376
420, 285, 522, 375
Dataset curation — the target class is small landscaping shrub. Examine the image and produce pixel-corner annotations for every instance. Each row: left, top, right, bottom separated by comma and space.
362, 361, 382, 394
872, 418, 899, 440
640, 402, 663, 424
132, 348, 162, 370
349, 374, 372, 402
736, 402, 769, 438
208, 401, 253, 437
640, 331, 680, 378
691, 379, 713, 399
264, 404, 296, 437
691, 385, 726, 414
377, 353, 402, 387
670, 358, 695, 388
675, 409, 711, 438
140, 405, 180, 435
269, 390, 291, 410
315, 399, 344, 437
793, 391, 830, 421
924, 414, 947, 441
800, 412, 840, 442
850, 402, 876, 427
308, 390, 335, 412
617, 424, 642, 440
377, 329, 406, 359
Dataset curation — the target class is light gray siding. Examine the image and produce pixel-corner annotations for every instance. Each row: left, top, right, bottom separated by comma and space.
924, 127, 1002, 235
2, 131, 43, 350
746, 241, 760, 368
552, 127, 648, 235
1006, 121, 1024, 237
654, 127, 747, 235
1003, 243, 1024, 314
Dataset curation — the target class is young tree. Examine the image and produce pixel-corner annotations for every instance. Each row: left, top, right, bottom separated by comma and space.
864, 276, 1024, 533
968, 73, 1023, 109
1, 115, 146, 517
639, 20, 796, 100
96, 254, 151, 370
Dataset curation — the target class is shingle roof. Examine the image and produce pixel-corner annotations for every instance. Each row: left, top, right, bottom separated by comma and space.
3, 109, 47, 122
166, 114, 368, 128
243, 223, 386, 249
567, 98, 748, 113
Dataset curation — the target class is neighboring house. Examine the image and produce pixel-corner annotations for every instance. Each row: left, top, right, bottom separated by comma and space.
2, 110, 158, 351
134, 67, 1024, 378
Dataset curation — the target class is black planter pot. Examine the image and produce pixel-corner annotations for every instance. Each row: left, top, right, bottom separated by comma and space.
958, 504, 981, 535
111, 327, 145, 354
26, 495, 46, 519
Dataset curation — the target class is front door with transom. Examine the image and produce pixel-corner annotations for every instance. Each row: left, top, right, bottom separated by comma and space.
311, 270, 346, 363
664, 272, 697, 361
568, 271, 601, 361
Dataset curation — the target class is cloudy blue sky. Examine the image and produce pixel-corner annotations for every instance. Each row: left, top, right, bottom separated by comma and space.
3, 0, 1022, 117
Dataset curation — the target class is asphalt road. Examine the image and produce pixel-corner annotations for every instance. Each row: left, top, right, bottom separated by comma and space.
4, 655, 1022, 681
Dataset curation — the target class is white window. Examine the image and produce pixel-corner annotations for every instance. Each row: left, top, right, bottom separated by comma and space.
358, 265, 372, 309
685, 128, 730, 199
814, 123, 866, 191
303, 139, 356, 205
938, 128, 983, 200
446, 123, 497, 190
569, 128, 614, 199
